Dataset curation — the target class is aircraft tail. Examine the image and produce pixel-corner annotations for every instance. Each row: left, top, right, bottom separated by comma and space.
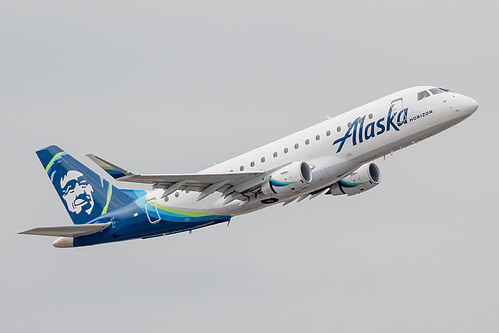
36, 145, 135, 225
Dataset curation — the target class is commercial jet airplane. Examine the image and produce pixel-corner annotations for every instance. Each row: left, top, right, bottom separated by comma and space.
20, 86, 478, 248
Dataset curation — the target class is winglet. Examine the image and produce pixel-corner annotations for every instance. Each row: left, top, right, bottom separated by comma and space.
85, 154, 134, 179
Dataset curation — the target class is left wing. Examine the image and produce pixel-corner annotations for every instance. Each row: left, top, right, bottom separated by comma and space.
85, 154, 269, 203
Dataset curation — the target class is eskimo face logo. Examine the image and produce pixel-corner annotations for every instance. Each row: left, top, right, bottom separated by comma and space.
333, 106, 408, 153
60, 170, 94, 214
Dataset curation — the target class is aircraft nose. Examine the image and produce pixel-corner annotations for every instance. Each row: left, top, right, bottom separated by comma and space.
459, 95, 479, 115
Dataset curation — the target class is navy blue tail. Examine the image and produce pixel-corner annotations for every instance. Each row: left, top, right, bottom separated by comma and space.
36, 145, 135, 225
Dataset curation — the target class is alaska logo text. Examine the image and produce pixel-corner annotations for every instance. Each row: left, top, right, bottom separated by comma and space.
333, 107, 408, 153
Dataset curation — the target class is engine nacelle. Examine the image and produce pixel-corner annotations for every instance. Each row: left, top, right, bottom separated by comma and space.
261, 162, 312, 196
328, 163, 381, 196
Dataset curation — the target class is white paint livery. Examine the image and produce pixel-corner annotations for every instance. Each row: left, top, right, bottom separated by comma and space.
121, 86, 477, 217
21, 86, 478, 247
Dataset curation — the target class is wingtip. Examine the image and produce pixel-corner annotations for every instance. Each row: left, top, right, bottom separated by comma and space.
85, 153, 133, 179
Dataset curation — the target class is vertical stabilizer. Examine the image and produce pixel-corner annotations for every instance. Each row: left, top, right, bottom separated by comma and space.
36, 145, 134, 225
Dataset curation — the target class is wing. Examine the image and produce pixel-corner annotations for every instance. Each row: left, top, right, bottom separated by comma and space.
19, 222, 112, 237
85, 154, 275, 204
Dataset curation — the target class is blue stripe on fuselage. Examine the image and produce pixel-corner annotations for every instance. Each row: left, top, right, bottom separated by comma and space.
73, 201, 230, 247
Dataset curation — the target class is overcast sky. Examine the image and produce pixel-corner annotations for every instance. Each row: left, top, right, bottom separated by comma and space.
1, 1, 498, 332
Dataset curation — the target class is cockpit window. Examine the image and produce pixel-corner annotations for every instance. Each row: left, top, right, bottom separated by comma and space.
429, 88, 443, 95
417, 90, 431, 101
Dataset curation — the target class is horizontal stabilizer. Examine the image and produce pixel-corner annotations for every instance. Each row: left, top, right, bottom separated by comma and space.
19, 222, 111, 237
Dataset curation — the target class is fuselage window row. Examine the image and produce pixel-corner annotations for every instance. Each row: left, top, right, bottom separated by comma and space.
235, 127, 346, 172
239, 131, 333, 171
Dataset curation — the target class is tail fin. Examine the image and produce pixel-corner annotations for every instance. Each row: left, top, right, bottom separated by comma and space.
36, 145, 134, 225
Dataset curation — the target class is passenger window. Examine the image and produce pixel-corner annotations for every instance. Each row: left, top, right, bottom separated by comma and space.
337, 126, 341, 132
305, 139, 310, 145
294, 143, 299, 149
368, 113, 373, 119
273, 152, 278, 158
261, 157, 265, 163
240, 166, 244, 171
417, 90, 431, 101
347, 122, 352, 127
316, 135, 320, 140
326, 130, 331, 136
250, 161, 255, 167
284, 148, 288, 153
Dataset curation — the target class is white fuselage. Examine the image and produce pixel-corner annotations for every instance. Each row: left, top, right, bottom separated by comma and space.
146, 86, 477, 216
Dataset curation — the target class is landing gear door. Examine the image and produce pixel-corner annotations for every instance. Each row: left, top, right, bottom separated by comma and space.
145, 198, 161, 224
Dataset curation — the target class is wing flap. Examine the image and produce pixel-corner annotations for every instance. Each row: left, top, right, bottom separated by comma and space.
85, 154, 291, 203
85, 153, 264, 186
120, 172, 264, 186
19, 222, 111, 237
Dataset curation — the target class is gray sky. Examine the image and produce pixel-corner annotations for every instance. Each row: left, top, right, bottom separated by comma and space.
1, 1, 498, 332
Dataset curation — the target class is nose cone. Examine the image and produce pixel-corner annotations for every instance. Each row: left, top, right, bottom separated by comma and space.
460, 95, 479, 115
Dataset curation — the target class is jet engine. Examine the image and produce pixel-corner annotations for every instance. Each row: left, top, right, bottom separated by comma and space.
261, 162, 312, 196
328, 163, 380, 196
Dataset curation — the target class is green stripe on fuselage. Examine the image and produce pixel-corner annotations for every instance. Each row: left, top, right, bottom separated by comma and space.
149, 201, 214, 218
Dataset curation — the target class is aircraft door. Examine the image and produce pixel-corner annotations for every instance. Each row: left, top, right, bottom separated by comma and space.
145, 198, 161, 224
390, 98, 404, 114
390, 98, 406, 126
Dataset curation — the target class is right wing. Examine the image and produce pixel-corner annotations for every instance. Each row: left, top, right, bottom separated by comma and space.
85, 154, 278, 203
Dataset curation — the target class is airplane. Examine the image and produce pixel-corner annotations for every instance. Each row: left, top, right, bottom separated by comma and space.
20, 86, 478, 248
